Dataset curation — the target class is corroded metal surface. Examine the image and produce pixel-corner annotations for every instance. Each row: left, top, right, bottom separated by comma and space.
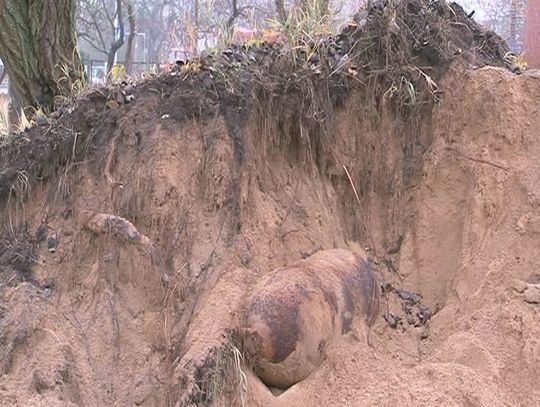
244, 249, 380, 388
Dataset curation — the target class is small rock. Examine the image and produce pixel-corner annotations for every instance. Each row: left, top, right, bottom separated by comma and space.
384, 312, 401, 329
405, 311, 416, 326
524, 285, 540, 304
35, 223, 48, 243
115, 92, 125, 104
511, 279, 528, 293
35, 115, 48, 126
420, 325, 430, 340
47, 232, 59, 253
417, 304, 432, 324
396, 288, 421, 304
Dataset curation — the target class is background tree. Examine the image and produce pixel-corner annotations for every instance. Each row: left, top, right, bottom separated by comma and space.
0, 0, 85, 117
107, 0, 126, 72
275, 0, 287, 22
77, 0, 128, 73
462, 0, 528, 52
135, 0, 175, 67
125, 1, 137, 73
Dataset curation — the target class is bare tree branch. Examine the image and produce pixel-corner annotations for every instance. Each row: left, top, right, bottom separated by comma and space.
226, 0, 253, 31
108, 0, 125, 71
78, 32, 109, 55
124, 0, 136, 73
90, 11, 110, 52
100, 0, 117, 28
275, 0, 286, 22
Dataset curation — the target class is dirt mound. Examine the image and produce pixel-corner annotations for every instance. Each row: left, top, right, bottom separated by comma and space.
1, 2, 540, 407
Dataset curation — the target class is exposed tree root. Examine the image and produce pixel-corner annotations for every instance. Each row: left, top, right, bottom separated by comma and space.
445, 147, 510, 171
83, 211, 155, 258
103, 134, 124, 199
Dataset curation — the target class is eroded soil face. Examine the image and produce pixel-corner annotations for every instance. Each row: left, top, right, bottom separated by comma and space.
0, 66, 539, 407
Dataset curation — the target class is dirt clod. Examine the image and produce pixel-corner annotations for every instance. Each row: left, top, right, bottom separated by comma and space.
524, 285, 540, 304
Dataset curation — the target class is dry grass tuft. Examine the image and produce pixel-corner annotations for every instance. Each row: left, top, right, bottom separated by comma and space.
175, 332, 250, 407
0, 94, 8, 135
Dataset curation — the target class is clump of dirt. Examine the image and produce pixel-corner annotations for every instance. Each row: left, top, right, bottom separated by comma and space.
382, 283, 432, 338
1, 1, 540, 407
0, 228, 39, 287
352, 0, 514, 70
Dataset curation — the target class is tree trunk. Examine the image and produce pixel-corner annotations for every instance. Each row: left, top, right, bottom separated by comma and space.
226, 0, 243, 39
275, 0, 287, 23
0, 65, 6, 85
106, 0, 126, 74
193, 0, 200, 55
125, 0, 136, 74
0, 0, 85, 117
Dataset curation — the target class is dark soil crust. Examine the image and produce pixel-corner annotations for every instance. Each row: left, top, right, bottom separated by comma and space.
0, 0, 513, 206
